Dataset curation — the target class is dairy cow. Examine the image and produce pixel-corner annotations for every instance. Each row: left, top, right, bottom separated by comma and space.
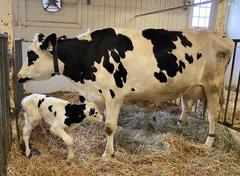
17, 28, 234, 158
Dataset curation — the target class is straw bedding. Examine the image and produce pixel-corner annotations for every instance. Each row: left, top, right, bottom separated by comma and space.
7, 91, 240, 176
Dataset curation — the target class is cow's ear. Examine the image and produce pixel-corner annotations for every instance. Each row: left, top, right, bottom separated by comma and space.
39, 33, 57, 50
33, 33, 45, 42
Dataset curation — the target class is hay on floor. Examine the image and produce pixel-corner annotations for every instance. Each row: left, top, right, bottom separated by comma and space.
7, 91, 240, 176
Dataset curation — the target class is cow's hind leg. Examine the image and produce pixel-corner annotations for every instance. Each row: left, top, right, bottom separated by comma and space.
178, 97, 195, 126
204, 91, 221, 147
102, 99, 123, 159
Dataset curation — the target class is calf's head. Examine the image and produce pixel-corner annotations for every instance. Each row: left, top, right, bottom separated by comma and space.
17, 33, 60, 83
84, 102, 103, 123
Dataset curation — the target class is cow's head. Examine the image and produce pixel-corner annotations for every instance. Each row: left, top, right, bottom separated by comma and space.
17, 33, 59, 83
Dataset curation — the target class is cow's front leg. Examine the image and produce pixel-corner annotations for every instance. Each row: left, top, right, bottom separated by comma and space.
102, 98, 123, 159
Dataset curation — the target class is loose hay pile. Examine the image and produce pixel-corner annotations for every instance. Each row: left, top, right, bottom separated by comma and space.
8, 92, 240, 176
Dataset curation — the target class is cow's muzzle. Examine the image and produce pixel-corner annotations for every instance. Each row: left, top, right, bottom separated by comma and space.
18, 77, 31, 83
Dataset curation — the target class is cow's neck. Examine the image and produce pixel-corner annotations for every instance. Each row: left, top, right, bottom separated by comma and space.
56, 38, 96, 83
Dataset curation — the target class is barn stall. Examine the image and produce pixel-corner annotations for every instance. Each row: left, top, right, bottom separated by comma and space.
0, 0, 240, 175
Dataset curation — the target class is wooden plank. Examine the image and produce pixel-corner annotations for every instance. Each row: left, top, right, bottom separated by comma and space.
0, 33, 10, 176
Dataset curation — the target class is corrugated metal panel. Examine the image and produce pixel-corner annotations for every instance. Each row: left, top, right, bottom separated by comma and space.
14, 0, 190, 40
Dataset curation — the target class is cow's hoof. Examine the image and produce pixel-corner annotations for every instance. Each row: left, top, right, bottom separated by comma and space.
101, 152, 114, 161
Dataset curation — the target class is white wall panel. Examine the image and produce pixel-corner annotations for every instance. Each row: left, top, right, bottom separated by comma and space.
14, 0, 191, 40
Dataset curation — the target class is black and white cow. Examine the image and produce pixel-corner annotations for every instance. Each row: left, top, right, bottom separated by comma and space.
22, 94, 103, 161
17, 28, 234, 158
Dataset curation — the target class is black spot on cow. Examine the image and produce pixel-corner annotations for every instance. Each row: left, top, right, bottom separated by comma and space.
89, 108, 95, 116
54, 111, 57, 117
48, 105, 53, 112
185, 53, 194, 64
142, 29, 192, 82
99, 89, 102, 94
109, 89, 115, 98
38, 98, 45, 108
79, 96, 86, 103
46, 95, 50, 97
110, 50, 120, 63
131, 88, 135, 91
197, 53, 202, 60
46, 28, 133, 87
179, 60, 186, 69
113, 63, 128, 88
27, 50, 39, 66
154, 71, 167, 83
64, 103, 86, 126
103, 53, 114, 74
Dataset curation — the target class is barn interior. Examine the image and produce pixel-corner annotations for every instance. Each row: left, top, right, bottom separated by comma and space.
1, 0, 240, 176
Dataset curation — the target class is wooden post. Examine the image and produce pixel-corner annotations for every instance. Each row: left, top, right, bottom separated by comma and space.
0, 0, 14, 53
13, 39, 24, 140
0, 33, 11, 176
215, 0, 229, 32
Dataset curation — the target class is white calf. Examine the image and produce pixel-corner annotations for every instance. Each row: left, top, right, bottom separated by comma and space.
21, 93, 103, 161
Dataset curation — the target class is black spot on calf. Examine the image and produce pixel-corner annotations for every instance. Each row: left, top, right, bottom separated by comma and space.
79, 96, 86, 103
110, 89, 115, 98
99, 89, 102, 94
38, 98, 45, 108
64, 104, 86, 126
48, 105, 53, 112
131, 88, 135, 91
54, 111, 57, 117
89, 108, 95, 116
27, 50, 39, 66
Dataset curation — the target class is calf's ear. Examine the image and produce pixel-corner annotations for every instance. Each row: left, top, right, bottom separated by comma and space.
39, 33, 57, 50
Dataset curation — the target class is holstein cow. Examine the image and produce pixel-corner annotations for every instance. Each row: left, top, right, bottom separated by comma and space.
17, 28, 234, 158
22, 94, 103, 161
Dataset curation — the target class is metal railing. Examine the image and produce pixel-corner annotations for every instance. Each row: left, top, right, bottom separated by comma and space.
0, 33, 11, 176
219, 39, 240, 131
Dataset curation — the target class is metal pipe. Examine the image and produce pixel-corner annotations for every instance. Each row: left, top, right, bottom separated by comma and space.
224, 40, 238, 124
232, 70, 240, 125
135, 1, 211, 17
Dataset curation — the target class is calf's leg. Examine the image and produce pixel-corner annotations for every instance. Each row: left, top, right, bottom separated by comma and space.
50, 126, 74, 162
23, 113, 39, 157
103, 99, 123, 158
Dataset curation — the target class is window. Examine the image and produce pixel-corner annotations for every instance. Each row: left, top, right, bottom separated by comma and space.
42, 0, 62, 13
191, 0, 211, 28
